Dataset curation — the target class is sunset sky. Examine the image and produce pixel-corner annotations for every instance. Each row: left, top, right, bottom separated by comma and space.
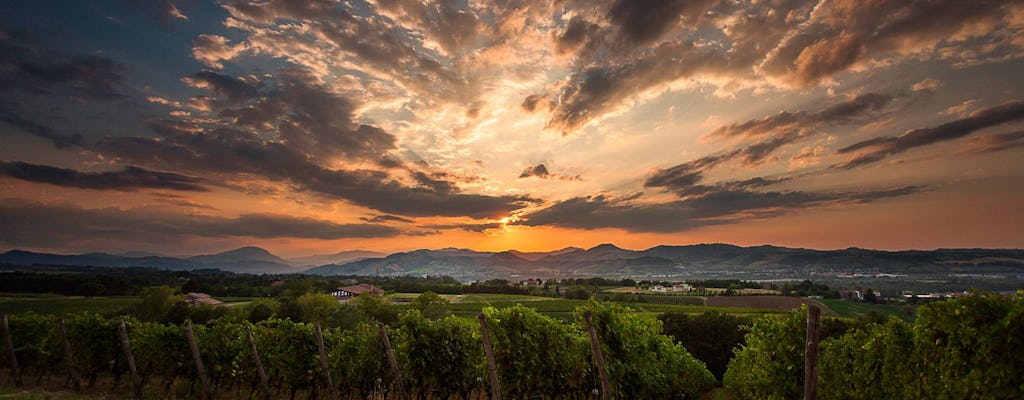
1, 0, 1023, 257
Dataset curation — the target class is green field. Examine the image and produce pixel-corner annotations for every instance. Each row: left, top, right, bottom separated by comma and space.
0, 294, 257, 316
818, 298, 916, 321
438, 294, 790, 322
0, 296, 139, 315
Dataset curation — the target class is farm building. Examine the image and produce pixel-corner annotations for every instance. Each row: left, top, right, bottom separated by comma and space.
184, 292, 224, 307
650, 283, 693, 293
331, 283, 383, 300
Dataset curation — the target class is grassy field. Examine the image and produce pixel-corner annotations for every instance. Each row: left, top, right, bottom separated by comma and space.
0, 296, 138, 315
0, 294, 257, 316
440, 294, 792, 322
818, 298, 916, 321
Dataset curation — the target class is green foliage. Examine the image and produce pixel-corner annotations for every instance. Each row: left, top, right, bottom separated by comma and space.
329, 322, 392, 398
819, 318, 918, 400
396, 311, 484, 398
411, 291, 451, 319
239, 298, 280, 322
134, 286, 183, 322
728, 293, 1024, 399
658, 311, 751, 379
723, 308, 809, 400
581, 301, 716, 399
335, 294, 398, 327
294, 293, 340, 324
912, 292, 1024, 399
483, 304, 591, 396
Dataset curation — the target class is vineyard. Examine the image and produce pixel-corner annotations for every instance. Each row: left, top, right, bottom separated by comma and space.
0, 301, 714, 399
724, 291, 1023, 399
2, 293, 1022, 399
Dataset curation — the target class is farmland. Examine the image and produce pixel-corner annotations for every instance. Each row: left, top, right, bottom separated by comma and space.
818, 298, 916, 321
704, 295, 834, 313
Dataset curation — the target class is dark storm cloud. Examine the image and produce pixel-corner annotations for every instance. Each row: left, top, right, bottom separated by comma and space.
547, 41, 728, 133
521, 185, 923, 233
361, 214, 415, 224
554, 16, 599, 55
708, 93, 895, 139
518, 163, 582, 181
181, 68, 398, 163
759, 0, 1016, 85
644, 152, 790, 196
0, 30, 126, 100
222, 0, 472, 103
537, 0, 1021, 134
0, 108, 84, 148
0, 200, 402, 246
0, 161, 208, 192
95, 129, 532, 219
643, 93, 899, 194
420, 222, 503, 232
606, 0, 715, 45
521, 93, 548, 112
182, 71, 260, 104
519, 164, 550, 179
835, 100, 1024, 169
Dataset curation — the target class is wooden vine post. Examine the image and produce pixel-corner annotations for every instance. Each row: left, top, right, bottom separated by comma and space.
1, 315, 21, 387
477, 314, 503, 400
314, 324, 338, 400
57, 317, 81, 390
184, 321, 213, 400
245, 325, 272, 400
117, 320, 143, 400
378, 323, 408, 400
804, 305, 822, 400
584, 311, 611, 400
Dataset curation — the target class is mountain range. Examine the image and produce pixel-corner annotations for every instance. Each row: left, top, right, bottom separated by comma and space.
2, 244, 1023, 280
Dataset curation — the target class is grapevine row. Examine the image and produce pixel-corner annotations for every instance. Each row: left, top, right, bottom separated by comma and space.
1, 301, 715, 399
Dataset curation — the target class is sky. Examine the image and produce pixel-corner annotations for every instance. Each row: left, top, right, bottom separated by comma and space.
1, 0, 1023, 257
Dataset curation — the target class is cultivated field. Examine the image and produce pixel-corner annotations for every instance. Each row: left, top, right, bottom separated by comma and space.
704, 295, 833, 313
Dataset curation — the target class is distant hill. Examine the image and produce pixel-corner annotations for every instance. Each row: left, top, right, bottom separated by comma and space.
0, 246, 295, 274
303, 244, 1024, 281
189, 246, 289, 264
288, 250, 388, 268
5, 244, 1024, 280
186, 247, 294, 273
506, 247, 582, 261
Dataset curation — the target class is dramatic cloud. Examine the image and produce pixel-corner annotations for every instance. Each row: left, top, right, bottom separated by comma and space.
759, 0, 1020, 86
0, 161, 208, 192
192, 35, 245, 69
2, 0, 1022, 252
0, 30, 126, 99
96, 130, 533, 218
0, 107, 84, 148
519, 164, 550, 179
360, 214, 415, 224
0, 200, 403, 247
420, 222, 503, 233
181, 70, 260, 104
964, 130, 1024, 154
521, 186, 922, 233
836, 100, 1024, 168
645, 93, 897, 196
707, 93, 895, 140
546, 42, 728, 133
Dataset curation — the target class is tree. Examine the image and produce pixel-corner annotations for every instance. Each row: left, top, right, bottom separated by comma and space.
412, 291, 451, 319
295, 293, 341, 324
135, 285, 183, 322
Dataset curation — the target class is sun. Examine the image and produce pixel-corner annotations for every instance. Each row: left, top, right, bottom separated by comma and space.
499, 215, 520, 226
